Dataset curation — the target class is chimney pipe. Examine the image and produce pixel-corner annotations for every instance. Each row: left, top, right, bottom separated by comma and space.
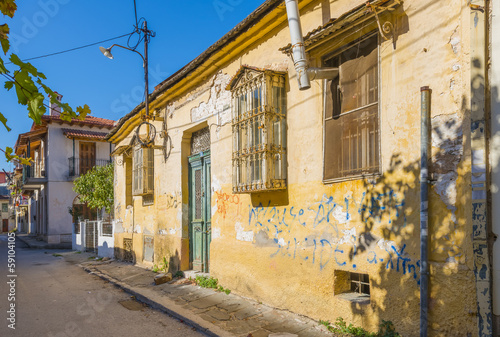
49, 92, 63, 116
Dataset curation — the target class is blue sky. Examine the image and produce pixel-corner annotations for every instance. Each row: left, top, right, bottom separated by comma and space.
0, 0, 265, 171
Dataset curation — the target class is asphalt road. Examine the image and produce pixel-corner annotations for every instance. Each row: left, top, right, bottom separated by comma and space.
0, 234, 204, 337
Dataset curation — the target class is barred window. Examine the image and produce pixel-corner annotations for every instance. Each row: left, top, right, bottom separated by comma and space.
132, 144, 154, 196
323, 34, 379, 181
350, 272, 370, 295
230, 67, 287, 193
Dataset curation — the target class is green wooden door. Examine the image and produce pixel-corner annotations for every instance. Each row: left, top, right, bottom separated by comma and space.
189, 151, 211, 272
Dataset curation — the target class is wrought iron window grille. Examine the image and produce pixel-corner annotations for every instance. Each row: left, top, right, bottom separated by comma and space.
230, 67, 287, 193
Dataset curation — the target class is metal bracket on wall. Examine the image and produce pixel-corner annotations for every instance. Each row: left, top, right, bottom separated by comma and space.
469, 3, 484, 11
369, 0, 402, 41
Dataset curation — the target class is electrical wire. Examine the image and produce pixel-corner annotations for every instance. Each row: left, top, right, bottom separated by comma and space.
2, 72, 67, 112
5, 33, 132, 64
133, 0, 139, 28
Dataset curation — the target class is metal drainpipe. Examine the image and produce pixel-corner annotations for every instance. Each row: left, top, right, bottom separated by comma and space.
285, 0, 338, 90
285, 0, 311, 90
72, 138, 75, 176
420, 86, 431, 337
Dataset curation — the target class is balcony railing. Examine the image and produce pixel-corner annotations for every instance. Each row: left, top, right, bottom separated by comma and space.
22, 161, 46, 185
68, 157, 111, 177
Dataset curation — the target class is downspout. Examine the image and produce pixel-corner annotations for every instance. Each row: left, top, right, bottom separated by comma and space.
284, 0, 338, 90
420, 86, 431, 337
72, 138, 75, 176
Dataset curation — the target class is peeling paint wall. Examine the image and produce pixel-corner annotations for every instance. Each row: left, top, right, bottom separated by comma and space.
110, 0, 489, 335
490, 0, 500, 334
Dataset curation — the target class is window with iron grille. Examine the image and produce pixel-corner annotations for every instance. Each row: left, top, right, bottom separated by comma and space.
230, 66, 287, 193
123, 238, 133, 262
132, 144, 154, 196
101, 222, 113, 237
191, 127, 210, 155
323, 33, 379, 181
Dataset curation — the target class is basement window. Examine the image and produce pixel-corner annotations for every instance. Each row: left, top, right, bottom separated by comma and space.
142, 193, 154, 206
323, 33, 380, 182
350, 272, 370, 295
229, 66, 287, 193
334, 270, 370, 302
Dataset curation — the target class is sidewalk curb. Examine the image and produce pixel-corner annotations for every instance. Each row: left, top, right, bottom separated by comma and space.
17, 235, 72, 250
81, 265, 234, 337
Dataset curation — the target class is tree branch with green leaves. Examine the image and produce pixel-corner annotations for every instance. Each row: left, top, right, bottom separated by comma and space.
73, 163, 114, 216
1, 0, 91, 162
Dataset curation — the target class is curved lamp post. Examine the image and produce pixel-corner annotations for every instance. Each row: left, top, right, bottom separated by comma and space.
100, 20, 155, 145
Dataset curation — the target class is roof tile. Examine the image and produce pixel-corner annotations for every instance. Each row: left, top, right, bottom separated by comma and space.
61, 128, 109, 140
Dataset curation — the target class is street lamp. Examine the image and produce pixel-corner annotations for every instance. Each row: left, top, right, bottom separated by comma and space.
100, 20, 156, 146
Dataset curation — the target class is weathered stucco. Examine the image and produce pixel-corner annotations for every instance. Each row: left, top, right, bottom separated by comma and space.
110, 0, 489, 335
45, 124, 112, 243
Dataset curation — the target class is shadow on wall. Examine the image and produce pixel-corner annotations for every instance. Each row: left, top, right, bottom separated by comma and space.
114, 247, 137, 264
343, 67, 497, 334
168, 250, 181, 274
240, 65, 496, 334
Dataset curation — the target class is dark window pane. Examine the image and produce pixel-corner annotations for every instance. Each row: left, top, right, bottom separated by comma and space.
323, 34, 379, 180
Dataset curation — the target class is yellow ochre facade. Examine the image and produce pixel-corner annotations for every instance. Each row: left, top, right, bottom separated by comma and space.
107, 0, 494, 335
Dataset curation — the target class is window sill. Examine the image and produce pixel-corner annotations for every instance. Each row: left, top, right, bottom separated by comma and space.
323, 172, 381, 185
336, 292, 370, 304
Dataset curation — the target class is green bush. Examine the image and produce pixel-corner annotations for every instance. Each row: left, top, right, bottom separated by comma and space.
319, 317, 400, 337
195, 276, 231, 294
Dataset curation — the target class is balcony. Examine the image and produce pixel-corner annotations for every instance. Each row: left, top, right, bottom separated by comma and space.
22, 161, 47, 188
68, 157, 111, 178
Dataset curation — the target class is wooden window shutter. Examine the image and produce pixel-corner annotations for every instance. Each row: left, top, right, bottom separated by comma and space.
147, 148, 154, 194
132, 145, 142, 195
125, 156, 133, 206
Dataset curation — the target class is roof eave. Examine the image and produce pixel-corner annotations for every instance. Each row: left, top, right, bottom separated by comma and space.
105, 0, 288, 143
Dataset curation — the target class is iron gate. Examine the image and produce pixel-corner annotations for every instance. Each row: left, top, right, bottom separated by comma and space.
85, 220, 98, 253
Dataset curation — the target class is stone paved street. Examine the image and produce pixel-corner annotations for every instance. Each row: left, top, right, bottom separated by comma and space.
59, 250, 334, 337
0, 234, 204, 337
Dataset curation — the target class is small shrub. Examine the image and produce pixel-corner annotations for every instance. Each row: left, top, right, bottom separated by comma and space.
152, 257, 169, 273
319, 317, 400, 337
196, 275, 218, 289
174, 271, 184, 278
195, 276, 231, 294
377, 321, 400, 337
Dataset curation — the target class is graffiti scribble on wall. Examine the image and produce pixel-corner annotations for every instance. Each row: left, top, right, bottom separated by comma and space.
241, 192, 421, 282
215, 190, 240, 219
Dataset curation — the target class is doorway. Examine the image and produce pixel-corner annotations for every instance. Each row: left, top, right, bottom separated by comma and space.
188, 151, 211, 272
79, 142, 96, 175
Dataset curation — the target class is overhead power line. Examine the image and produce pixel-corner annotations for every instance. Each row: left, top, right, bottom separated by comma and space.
6, 33, 132, 64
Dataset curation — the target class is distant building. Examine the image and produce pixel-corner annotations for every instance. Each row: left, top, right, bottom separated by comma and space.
0, 172, 12, 232
13, 94, 115, 243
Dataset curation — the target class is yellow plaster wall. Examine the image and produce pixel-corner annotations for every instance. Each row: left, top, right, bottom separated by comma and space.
111, 0, 479, 335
